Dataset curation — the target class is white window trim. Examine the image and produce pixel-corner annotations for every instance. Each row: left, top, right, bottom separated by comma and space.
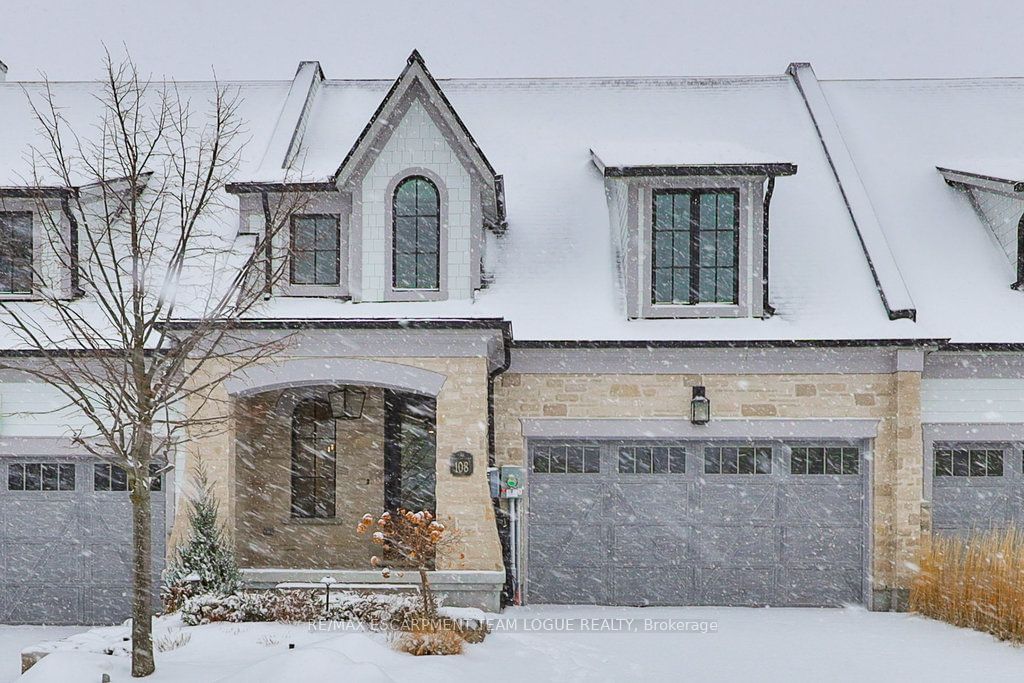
384, 167, 449, 302
627, 176, 765, 319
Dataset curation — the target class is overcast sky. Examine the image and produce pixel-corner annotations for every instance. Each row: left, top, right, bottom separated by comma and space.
3, 0, 1023, 82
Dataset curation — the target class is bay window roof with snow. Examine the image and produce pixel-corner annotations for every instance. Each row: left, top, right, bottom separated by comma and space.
2, 55, 1024, 345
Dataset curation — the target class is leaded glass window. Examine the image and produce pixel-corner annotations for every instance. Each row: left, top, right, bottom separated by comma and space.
0, 212, 33, 294
290, 215, 340, 285
291, 399, 337, 518
393, 177, 440, 290
652, 190, 738, 305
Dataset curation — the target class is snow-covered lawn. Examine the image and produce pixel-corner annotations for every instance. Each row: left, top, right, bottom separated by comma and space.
0, 627, 86, 683
13, 606, 1024, 682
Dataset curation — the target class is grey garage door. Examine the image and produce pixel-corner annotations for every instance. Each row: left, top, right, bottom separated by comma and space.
527, 440, 866, 607
931, 442, 1024, 537
0, 458, 166, 624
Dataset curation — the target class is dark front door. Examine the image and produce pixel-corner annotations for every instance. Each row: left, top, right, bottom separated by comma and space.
384, 391, 436, 514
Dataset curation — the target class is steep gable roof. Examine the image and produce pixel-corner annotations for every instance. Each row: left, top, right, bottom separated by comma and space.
330, 50, 496, 188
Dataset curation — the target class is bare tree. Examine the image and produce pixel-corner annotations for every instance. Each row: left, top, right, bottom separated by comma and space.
0, 52, 309, 676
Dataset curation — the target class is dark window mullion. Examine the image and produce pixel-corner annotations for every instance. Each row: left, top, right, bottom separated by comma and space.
688, 192, 700, 305
732, 189, 740, 303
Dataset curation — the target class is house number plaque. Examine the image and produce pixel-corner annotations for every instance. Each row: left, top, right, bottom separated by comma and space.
449, 451, 474, 476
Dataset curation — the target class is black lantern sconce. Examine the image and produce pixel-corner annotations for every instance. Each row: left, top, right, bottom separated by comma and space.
690, 385, 710, 425
328, 386, 366, 420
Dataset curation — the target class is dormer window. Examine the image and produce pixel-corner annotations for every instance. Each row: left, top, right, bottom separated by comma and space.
290, 214, 340, 286
653, 189, 738, 306
392, 175, 441, 291
937, 165, 1024, 290
591, 148, 796, 319
0, 211, 33, 295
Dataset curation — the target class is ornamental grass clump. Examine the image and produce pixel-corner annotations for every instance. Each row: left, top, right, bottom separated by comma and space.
389, 621, 465, 656
910, 527, 1024, 643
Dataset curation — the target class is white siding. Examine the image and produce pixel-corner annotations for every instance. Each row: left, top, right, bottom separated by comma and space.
922, 378, 1024, 424
0, 382, 94, 437
359, 99, 473, 301
970, 188, 1022, 269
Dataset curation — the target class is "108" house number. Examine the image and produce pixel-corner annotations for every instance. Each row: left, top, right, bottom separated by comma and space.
449, 451, 474, 476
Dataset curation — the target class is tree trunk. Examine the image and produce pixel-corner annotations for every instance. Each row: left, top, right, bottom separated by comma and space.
130, 426, 155, 677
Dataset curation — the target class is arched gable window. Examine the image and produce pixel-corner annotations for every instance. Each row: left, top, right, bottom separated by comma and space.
393, 176, 440, 290
290, 398, 336, 518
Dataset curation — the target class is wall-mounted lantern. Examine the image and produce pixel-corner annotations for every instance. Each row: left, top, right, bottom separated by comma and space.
690, 385, 710, 425
328, 386, 366, 420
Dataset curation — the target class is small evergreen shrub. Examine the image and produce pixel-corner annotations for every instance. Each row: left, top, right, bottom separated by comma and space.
162, 462, 242, 612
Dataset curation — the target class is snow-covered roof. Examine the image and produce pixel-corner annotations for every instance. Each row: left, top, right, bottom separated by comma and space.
0, 80, 290, 186
2, 65, 1024, 345
821, 77, 1024, 344
589, 140, 794, 174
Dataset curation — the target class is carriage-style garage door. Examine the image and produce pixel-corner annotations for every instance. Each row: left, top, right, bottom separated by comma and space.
0, 457, 166, 624
527, 440, 867, 607
931, 442, 1024, 537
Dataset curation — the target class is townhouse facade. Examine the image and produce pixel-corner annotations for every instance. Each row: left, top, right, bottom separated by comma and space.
0, 53, 1023, 623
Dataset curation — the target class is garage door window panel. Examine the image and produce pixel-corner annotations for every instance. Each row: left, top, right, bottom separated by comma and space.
533, 444, 600, 474
935, 448, 1004, 478
94, 463, 163, 492
791, 447, 860, 475
618, 445, 685, 474
704, 446, 772, 474
8, 463, 75, 491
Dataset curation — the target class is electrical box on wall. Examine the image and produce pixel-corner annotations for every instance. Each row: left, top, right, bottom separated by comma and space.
500, 465, 524, 498
487, 466, 500, 498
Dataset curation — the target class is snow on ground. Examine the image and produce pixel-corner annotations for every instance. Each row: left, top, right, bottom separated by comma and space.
0, 627, 86, 683
12, 606, 1024, 682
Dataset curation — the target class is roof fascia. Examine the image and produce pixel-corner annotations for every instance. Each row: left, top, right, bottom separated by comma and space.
224, 181, 336, 194
0, 187, 75, 198
937, 167, 1024, 195
591, 149, 797, 178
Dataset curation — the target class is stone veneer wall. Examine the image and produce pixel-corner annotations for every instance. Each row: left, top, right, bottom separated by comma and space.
174, 356, 502, 574
234, 387, 385, 568
493, 371, 924, 602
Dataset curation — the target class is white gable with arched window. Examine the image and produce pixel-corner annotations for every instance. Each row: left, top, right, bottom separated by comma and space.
358, 98, 474, 301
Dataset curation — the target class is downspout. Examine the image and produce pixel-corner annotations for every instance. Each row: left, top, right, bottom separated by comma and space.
486, 320, 513, 465
762, 175, 776, 317
60, 192, 84, 298
261, 191, 273, 297
1013, 212, 1024, 291
487, 320, 514, 606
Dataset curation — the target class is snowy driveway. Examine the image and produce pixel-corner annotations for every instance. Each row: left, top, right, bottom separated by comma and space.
11, 606, 1024, 682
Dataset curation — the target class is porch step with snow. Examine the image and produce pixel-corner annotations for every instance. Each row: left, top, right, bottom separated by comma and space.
241, 569, 505, 612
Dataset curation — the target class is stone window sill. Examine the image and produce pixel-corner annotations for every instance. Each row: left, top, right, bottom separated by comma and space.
283, 517, 347, 526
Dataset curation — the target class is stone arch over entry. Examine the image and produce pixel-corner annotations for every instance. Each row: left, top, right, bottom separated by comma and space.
222, 357, 447, 398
